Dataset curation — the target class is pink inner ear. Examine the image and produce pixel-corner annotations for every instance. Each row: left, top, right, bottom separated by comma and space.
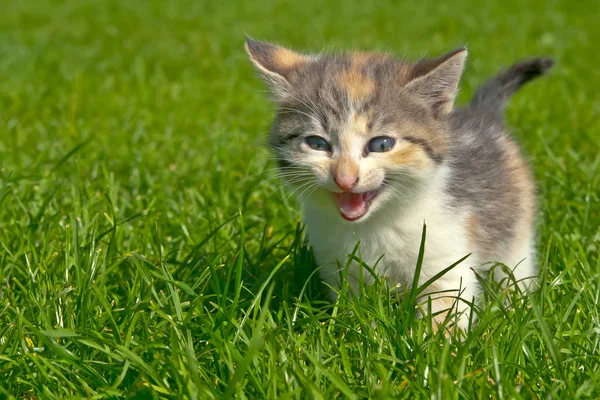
432, 93, 455, 114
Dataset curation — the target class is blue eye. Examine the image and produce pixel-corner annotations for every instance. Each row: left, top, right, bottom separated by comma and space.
306, 136, 332, 152
367, 136, 395, 153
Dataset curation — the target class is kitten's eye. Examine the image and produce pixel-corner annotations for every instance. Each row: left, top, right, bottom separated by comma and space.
367, 136, 395, 153
306, 136, 332, 152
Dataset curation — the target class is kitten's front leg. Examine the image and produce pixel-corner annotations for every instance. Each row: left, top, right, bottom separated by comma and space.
417, 271, 479, 333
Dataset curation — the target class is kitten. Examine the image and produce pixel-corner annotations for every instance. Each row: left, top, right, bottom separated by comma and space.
245, 38, 553, 329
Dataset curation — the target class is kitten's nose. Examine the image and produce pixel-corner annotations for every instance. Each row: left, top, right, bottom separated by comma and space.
334, 175, 359, 192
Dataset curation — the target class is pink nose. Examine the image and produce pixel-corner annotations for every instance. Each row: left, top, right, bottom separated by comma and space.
334, 175, 359, 192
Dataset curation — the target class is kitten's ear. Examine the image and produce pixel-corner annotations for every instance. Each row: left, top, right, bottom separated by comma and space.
405, 48, 468, 117
245, 38, 311, 95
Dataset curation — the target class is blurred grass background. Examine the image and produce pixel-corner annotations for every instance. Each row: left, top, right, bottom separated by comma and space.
0, 0, 598, 398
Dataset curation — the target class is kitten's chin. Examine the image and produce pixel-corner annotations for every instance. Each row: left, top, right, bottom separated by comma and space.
331, 189, 382, 222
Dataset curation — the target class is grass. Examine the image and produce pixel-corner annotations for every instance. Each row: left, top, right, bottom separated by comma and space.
0, 0, 599, 398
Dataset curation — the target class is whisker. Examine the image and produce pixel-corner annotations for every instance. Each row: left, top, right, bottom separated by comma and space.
296, 184, 323, 208
247, 164, 309, 179
297, 181, 319, 200
283, 180, 315, 203
298, 182, 321, 203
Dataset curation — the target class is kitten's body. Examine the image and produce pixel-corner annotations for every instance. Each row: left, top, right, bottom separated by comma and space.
245, 39, 552, 329
304, 102, 536, 326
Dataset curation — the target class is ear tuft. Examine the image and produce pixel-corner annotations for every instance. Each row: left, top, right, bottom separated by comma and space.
405, 48, 468, 116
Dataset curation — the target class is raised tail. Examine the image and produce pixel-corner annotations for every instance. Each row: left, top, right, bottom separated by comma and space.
470, 57, 554, 115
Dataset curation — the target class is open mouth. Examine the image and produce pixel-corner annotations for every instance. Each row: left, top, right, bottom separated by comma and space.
331, 189, 381, 221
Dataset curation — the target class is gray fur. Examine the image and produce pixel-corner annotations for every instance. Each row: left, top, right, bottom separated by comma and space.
470, 57, 554, 117
246, 39, 553, 259
447, 58, 553, 255
263, 51, 452, 161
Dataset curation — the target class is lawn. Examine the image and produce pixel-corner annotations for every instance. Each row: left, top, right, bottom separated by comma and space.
1, 0, 599, 398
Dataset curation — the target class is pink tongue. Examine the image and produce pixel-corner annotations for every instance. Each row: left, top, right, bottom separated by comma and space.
336, 192, 367, 220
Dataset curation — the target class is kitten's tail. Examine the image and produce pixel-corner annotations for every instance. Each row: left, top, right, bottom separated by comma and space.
469, 57, 554, 115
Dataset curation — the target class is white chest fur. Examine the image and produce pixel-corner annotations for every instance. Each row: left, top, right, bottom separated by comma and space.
302, 167, 477, 297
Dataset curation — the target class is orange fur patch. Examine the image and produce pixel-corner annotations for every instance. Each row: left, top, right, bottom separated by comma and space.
336, 53, 378, 100
388, 143, 429, 169
272, 47, 307, 70
351, 52, 375, 67
490, 135, 535, 264
337, 71, 375, 99
431, 297, 458, 328
397, 64, 413, 84
418, 286, 460, 335
498, 135, 535, 240
466, 213, 479, 249
352, 112, 370, 134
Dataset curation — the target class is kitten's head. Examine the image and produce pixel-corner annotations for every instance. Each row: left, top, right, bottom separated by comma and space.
246, 39, 467, 222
